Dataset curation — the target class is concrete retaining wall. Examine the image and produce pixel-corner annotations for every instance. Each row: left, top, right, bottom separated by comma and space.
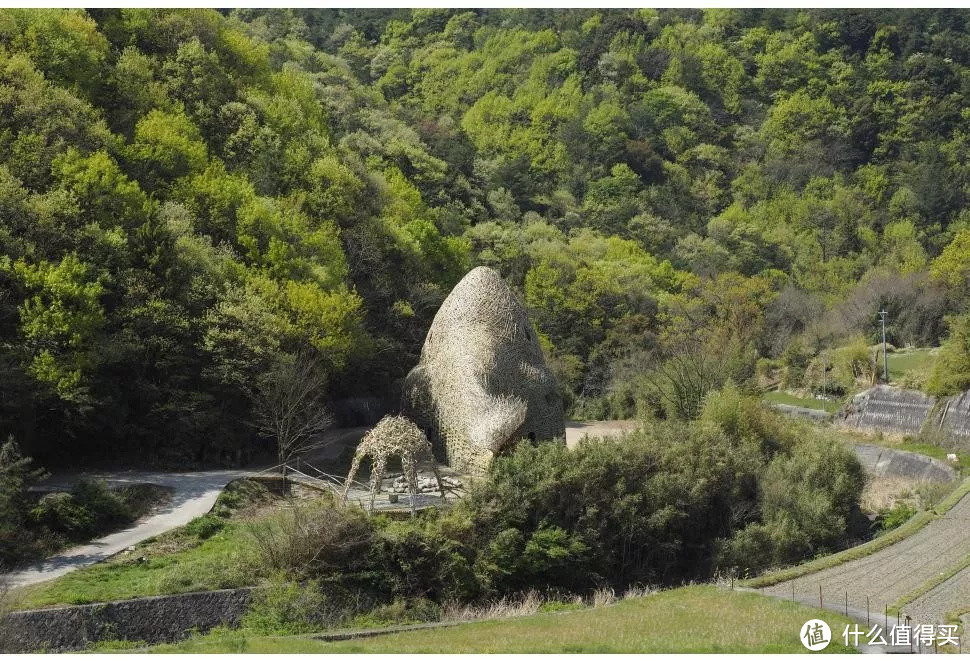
768, 403, 834, 423
851, 443, 957, 484
838, 385, 970, 441
939, 390, 970, 438
0, 587, 252, 653
840, 385, 936, 436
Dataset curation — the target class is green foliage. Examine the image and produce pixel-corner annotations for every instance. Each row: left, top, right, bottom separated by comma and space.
720, 435, 867, 570
0, 9, 108, 93
928, 313, 970, 396
1, 447, 168, 568
7, 253, 105, 400
240, 577, 331, 635
246, 496, 374, 578
931, 229, 970, 294
463, 387, 864, 590
0, 437, 47, 567
364, 515, 479, 603
30, 479, 129, 540
127, 109, 209, 190
184, 514, 226, 540
0, 7, 969, 473
874, 502, 917, 533
213, 478, 270, 514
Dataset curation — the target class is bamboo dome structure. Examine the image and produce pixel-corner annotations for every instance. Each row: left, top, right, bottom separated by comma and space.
403, 266, 565, 473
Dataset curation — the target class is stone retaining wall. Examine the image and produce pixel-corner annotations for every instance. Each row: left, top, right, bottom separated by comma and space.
0, 587, 252, 653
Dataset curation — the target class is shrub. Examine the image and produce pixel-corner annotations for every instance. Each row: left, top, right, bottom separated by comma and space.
755, 357, 781, 381
0, 438, 47, 566
461, 412, 763, 594
31, 479, 130, 541
361, 512, 480, 603
831, 336, 879, 387
240, 577, 332, 635
214, 479, 270, 515
31, 492, 94, 538
464, 385, 865, 591
927, 313, 970, 396
874, 502, 917, 533
916, 481, 956, 509
70, 479, 130, 530
185, 514, 225, 539
246, 495, 373, 578
801, 338, 878, 396
719, 433, 866, 571
897, 368, 929, 391
780, 339, 813, 389
238, 388, 865, 615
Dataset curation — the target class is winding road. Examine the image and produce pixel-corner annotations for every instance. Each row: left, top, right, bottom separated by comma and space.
2, 469, 253, 589
1, 427, 374, 589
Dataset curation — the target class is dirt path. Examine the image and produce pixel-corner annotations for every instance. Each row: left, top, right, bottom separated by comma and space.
762, 491, 970, 625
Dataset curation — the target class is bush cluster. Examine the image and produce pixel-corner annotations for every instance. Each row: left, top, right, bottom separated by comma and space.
31, 479, 132, 540
248, 386, 866, 605
0, 437, 169, 568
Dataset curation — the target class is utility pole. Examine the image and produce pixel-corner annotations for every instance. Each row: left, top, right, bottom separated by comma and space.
879, 309, 889, 383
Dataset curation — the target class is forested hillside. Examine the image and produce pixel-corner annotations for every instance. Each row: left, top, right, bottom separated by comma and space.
2, 8, 970, 467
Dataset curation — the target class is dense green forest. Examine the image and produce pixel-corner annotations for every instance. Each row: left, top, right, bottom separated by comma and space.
2, 8, 970, 467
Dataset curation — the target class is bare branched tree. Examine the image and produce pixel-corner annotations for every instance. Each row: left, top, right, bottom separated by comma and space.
254, 351, 334, 485
643, 326, 756, 420
645, 337, 726, 420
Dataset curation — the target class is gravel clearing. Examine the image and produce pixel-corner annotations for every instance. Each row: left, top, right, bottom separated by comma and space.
762, 492, 970, 623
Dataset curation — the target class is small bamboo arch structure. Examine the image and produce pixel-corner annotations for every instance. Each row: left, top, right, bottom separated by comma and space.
341, 415, 446, 516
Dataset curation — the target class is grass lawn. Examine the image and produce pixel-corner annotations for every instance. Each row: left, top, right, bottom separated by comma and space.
762, 390, 842, 413
887, 348, 937, 381
8, 522, 257, 610
6, 479, 279, 610
145, 585, 857, 654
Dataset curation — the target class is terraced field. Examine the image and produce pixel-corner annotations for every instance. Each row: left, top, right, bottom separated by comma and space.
762, 492, 970, 623
903, 562, 970, 626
